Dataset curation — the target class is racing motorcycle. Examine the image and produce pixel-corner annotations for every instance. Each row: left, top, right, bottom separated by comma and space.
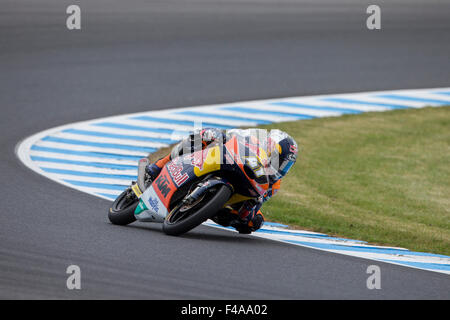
108, 134, 270, 236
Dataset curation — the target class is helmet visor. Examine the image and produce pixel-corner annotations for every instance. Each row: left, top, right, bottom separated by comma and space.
266, 157, 293, 182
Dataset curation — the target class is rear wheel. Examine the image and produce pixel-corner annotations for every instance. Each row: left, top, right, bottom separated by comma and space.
108, 187, 138, 225
163, 185, 232, 236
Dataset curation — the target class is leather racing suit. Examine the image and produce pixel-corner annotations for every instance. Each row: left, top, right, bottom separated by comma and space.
146, 128, 282, 234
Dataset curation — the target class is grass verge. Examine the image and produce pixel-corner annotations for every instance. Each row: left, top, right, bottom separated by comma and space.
260, 106, 449, 255
148, 107, 450, 255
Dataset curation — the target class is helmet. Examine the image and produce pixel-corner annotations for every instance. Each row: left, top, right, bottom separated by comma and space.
266, 129, 298, 183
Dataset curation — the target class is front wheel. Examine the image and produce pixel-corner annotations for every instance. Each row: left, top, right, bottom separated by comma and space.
108, 187, 138, 225
163, 185, 232, 236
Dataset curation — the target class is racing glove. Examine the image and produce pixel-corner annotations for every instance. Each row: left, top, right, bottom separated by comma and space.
231, 199, 265, 234
145, 163, 162, 180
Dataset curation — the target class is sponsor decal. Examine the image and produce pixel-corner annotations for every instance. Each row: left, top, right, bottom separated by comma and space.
155, 174, 171, 198
289, 144, 298, 156
134, 200, 149, 215
190, 150, 204, 170
131, 183, 142, 197
288, 145, 298, 161
167, 161, 189, 187
148, 196, 159, 213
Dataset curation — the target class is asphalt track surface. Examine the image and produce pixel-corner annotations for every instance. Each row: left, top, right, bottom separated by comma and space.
1, 0, 449, 299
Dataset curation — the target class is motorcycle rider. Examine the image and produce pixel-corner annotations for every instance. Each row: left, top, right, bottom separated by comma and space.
145, 128, 298, 234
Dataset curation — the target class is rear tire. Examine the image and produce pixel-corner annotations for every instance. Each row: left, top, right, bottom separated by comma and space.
163, 185, 232, 236
108, 188, 138, 225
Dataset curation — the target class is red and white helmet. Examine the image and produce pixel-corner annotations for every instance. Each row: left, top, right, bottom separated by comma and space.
266, 129, 298, 182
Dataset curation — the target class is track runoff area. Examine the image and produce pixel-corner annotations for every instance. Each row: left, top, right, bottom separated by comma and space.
16, 87, 450, 275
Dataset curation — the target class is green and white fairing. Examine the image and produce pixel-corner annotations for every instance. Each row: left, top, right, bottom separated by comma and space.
134, 185, 168, 222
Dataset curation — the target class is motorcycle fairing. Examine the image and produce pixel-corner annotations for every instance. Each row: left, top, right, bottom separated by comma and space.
134, 135, 270, 222
134, 185, 167, 222
134, 146, 223, 221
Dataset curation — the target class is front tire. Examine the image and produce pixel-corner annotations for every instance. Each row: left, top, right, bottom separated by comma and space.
108, 188, 138, 225
163, 185, 232, 236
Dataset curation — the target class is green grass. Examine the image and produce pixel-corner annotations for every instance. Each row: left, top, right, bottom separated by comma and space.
259, 106, 450, 255
148, 107, 450, 255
